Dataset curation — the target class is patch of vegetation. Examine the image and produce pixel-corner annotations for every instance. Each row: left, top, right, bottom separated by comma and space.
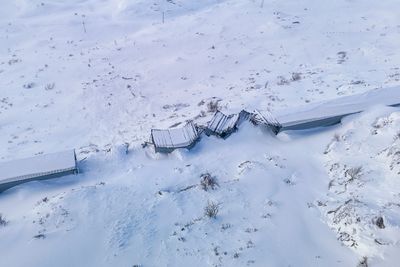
204, 201, 219, 219
200, 173, 218, 191
0, 213, 8, 226
357, 256, 368, 267
207, 100, 220, 113
375, 216, 385, 229
33, 233, 46, 239
291, 72, 302, 81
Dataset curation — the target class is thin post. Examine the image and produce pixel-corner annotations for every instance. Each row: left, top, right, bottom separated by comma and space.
82, 15, 87, 33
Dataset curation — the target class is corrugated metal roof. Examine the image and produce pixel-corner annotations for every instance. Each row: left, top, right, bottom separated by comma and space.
206, 111, 240, 137
276, 86, 400, 131
0, 150, 77, 185
252, 109, 282, 133
151, 121, 200, 152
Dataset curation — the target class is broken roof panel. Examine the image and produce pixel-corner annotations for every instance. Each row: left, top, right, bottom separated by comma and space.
205, 110, 254, 138
205, 111, 241, 138
151, 121, 200, 153
252, 109, 282, 134
0, 150, 78, 192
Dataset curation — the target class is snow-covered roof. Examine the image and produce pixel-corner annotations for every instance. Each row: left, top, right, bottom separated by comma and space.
151, 122, 200, 152
276, 86, 400, 130
0, 150, 77, 185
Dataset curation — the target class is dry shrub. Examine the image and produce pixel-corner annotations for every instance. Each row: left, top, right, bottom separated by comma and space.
207, 100, 220, 112
204, 201, 219, 219
200, 173, 218, 191
0, 214, 7, 226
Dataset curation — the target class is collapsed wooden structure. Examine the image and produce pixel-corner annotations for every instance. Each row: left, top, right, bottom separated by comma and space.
0, 150, 78, 192
150, 86, 400, 153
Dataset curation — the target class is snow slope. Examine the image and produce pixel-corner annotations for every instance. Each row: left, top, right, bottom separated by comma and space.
1, 0, 400, 266
0, 123, 359, 267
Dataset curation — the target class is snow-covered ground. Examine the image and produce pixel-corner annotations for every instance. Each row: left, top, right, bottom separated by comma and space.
0, 0, 400, 266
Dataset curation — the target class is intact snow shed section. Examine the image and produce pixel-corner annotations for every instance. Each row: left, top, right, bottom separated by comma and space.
0, 150, 78, 193
276, 86, 400, 131
151, 121, 200, 153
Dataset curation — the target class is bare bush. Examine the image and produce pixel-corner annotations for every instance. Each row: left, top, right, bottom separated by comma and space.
291, 72, 302, 81
23, 82, 35, 89
375, 216, 385, 229
357, 256, 368, 267
283, 177, 295, 185
204, 201, 219, 219
0, 213, 7, 226
277, 76, 290, 86
333, 133, 341, 142
207, 100, 220, 113
45, 83, 55, 90
394, 131, 400, 141
337, 51, 347, 64
34, 233, 46, 239
200, 173, 218, 191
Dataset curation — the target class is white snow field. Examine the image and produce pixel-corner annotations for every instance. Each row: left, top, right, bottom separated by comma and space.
0, 0, 400, 266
